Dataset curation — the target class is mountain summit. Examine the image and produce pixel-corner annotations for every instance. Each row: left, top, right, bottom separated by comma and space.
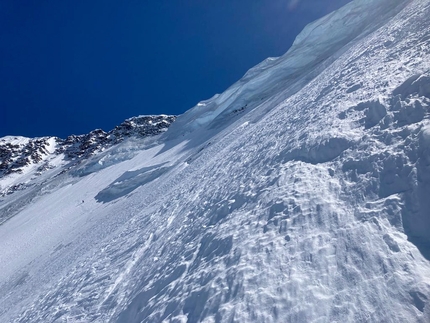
1, 0, 430, 322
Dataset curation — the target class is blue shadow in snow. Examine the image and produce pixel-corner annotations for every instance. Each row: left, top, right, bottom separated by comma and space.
95, 163, 170, 203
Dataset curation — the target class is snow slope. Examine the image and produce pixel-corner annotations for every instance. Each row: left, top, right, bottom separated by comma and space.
1, 0, 430, 322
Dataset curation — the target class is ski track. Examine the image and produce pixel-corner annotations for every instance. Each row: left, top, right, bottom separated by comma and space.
1, 0, 430, 322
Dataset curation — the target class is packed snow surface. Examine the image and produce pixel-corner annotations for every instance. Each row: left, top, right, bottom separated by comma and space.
1, 0, 430, 322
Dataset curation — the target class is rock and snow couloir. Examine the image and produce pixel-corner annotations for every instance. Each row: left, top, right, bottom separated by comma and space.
1, 0, 430, 322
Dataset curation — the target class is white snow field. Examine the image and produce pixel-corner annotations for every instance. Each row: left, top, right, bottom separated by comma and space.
1, 0, 430, 322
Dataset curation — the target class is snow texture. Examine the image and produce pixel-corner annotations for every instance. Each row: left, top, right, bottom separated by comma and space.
1, 0, 430, 322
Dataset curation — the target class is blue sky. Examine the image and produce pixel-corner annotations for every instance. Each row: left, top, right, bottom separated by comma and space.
0, 0, 351, 138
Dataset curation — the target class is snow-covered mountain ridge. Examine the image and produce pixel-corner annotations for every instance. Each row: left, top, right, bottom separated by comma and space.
1, 0, 430, 322
0, 115, 175, 197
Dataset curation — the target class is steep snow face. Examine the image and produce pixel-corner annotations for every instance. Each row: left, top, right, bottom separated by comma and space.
1, 0, 430, 322
165, 0, 408, 141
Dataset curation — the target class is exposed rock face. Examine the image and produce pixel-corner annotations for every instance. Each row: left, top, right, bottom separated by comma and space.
58, 115, 176, 159
0, 137, 54, 177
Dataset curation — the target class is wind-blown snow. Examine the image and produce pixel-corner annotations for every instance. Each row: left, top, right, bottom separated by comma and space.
1, 0, 430, 322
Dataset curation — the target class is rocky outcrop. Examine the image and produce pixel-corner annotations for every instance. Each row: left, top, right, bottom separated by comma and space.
0, 138, 53, 176
57, 115, 176, 159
